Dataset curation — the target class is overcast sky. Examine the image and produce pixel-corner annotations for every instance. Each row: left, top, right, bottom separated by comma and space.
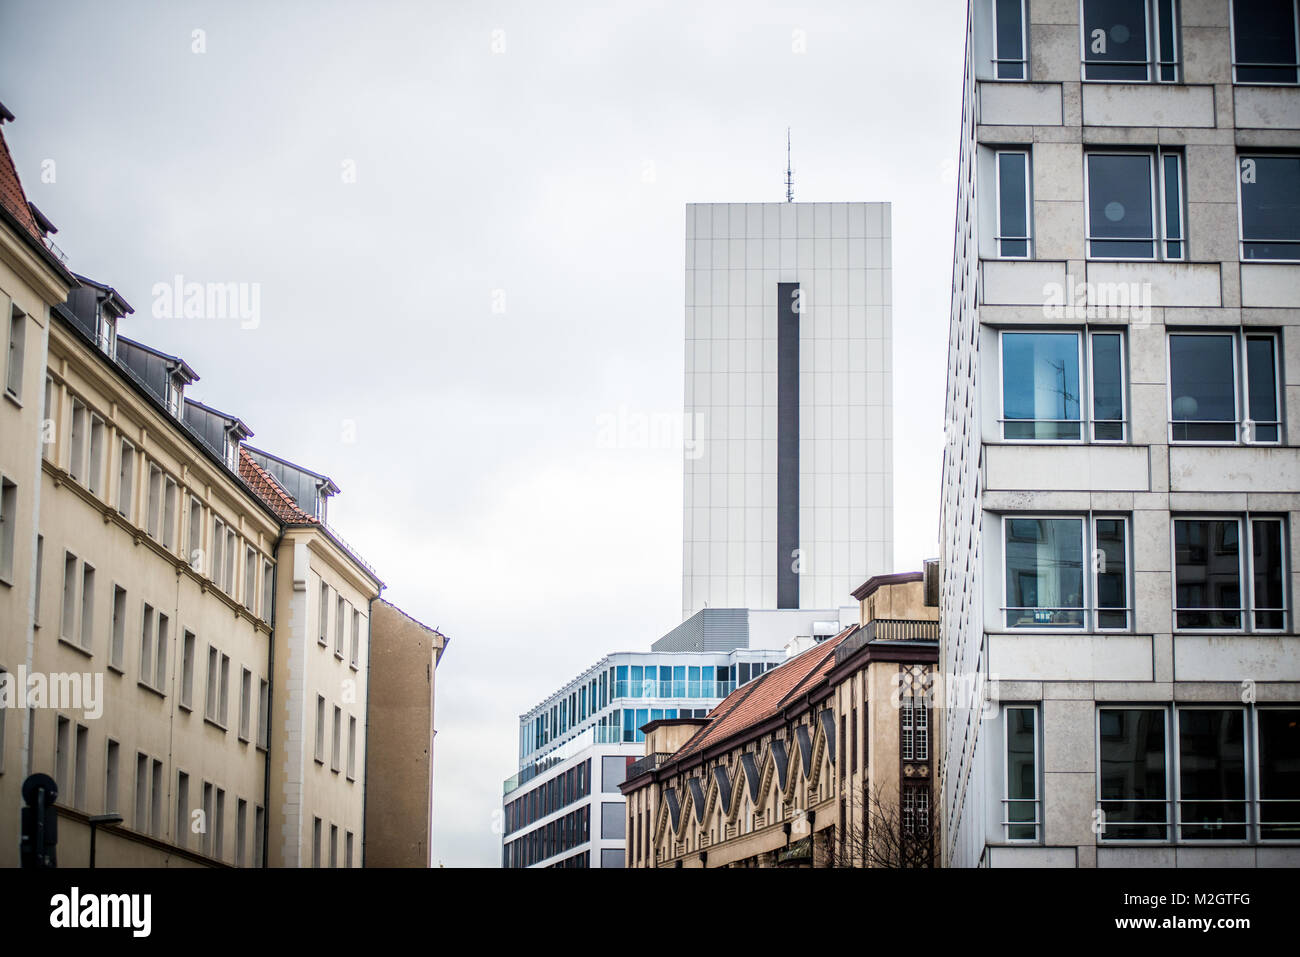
1, 0, 966, 866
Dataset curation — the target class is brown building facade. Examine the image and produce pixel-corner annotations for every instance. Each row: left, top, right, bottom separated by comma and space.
621, 571, 939, 868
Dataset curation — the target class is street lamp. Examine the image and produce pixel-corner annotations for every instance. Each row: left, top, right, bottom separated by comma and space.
88, 813, 123, 868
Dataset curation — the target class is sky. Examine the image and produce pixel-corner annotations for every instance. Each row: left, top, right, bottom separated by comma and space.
0, 0, 967, 866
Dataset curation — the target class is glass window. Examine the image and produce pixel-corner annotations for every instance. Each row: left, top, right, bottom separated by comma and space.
1082, 0, 1179, 81
702, 666, 715, 697
1231, 0, 1300, 84
1098, 708, 1169, 840
996, 151, 1031, 258
1167, 332, 1283, 444
634, 709, 649, 743
1177, 709, 1247, 840
1238, 156, 1300, 261
688, 666, 701, 697
1001, 332, 1082, 440
1086, 153, 1156, 258
1257, 708, 1300, 841
1173, 517, 1285, 632
994, 0, 1027, 78
1005, 707, 1039, 841
1094, 517, 1130, 629
1004, 517, 1085, 627
1090, 332, 1126, 441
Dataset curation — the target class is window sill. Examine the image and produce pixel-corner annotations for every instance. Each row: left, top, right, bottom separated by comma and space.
238, 734, 250, 745
314, 757, 324, 766
57, 636, 94, 659
137, 680, 166, 700
107, 662, 125, 676
334, 652, 345, 661
178, 702, 193, 714
3, 389, 22, 409
204, 717, 228, 733
349, 663, 358, 673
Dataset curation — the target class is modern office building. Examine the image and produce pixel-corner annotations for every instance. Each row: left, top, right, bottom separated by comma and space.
940, 0, 1300, 868
621, 571, 939, 868
0, 105, 438, 867
682, 202, 894, 618
502, 641, 789, 868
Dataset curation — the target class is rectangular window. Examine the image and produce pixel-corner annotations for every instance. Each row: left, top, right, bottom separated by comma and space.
73, 723, 88, 810
1238, 155, 1300, 261
1232, 0, 1300, 84
1177, 708, 1247, 840
994, 0, 1027, 78
345, 831, 354, 868
32, 534, 42, 626
162, 478, 177, 550
312, 817, 322, 868
257, 678, 270, 749
60, 551, 78, 641
318, 581, 329, 645
154, 612, 169, 691
239, 668, 252, 741
41, 377, 54, 461
214, 787, 225, 860
332, 705, 342, 772
202, 783, 213, 855
135, 752, 149, 832
211, 519, 225, 589
5, 306, 24, 399
1097, 708, 1169, 840
146, 464, 162, 539
995, 150, 1031, 258
0, 477, 16, 583
109, 586, 126, 669
350, 610, 361, 668
236, 799, 247, 867
1085, 150, 1183, 260
262, 560, 273, 621
254, 805, 265, 866
315, 695, 326, 763
117, 440, 134, 518
1173, 516, 1286, 631
105, 739, 119, 813
1004, 515, 1130, 629
205, 645, 219, 722
150, 759, 163, 837
244, 546, 256, 611
1082, 0, 1180, 82
188, 497, 203, 571
1090, 332, 1126, 442
140, 604, 155, 685
1000, 331, 1083, 440
218, 653, 230, 725
180, 631, 196, 709
69, 399, 87, 483
335, 596, 347, 657
87, 417, 105, 496
78, 562, 95, 650
224, 529, 235, 595
329, 823, 338, 868
1005, 706, 1040, 840
175, 771, 189, 849
1168, 331, 1280, 444
1258, 708, 1300, 840
347, 715, 357, 780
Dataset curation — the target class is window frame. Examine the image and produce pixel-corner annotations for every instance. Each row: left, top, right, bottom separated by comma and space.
1165, 330, 1282, 446
1095, 705, 1172, 844
1170, 514, 1289, 634
1254, 705, 1300, 843
1002, 704, 1041, 843
1229, 0, 1300, 86
1084, 149, 1185, 261
994, 149, 1033, 259
1236, 153, 1300, 263
1001, 512, 1133, 632
1079, 0, 1181, 83
1174, 705, 1250, 843
992, 0, 1029, 80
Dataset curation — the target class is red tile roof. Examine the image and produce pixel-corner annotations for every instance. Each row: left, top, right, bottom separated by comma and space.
0, 121, 44, 244
238, 447, 319, 525
669, 625, 859, 763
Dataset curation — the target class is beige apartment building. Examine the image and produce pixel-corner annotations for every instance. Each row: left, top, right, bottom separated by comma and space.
621, 571, 938, 867
364, 599, 448, 867
0, 105, 436, 867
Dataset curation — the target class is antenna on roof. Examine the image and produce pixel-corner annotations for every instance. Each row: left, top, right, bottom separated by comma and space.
785, 128, 794, 203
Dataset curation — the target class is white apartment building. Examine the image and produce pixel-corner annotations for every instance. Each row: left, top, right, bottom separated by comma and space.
683, 202, 894, 618
940, 0, 1300, 867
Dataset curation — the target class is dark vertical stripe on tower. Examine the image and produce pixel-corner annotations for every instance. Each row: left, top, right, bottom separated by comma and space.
777, 281, 800, 609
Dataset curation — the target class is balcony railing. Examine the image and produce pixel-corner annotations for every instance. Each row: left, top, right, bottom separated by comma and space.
626, 752, 673, 780
612, 680, 736, 701
835, 618, 939, 664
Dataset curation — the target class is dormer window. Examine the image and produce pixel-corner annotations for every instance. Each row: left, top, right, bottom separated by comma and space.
165, 374, 184, 417
224, 432, 239, 471
316, 489, 329, 524
95, 308, 117, 359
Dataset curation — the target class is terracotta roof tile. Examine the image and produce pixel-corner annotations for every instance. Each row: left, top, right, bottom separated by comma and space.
238, 447, 318, 524
669, 624, 859, 763
0, 123, 43, 243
